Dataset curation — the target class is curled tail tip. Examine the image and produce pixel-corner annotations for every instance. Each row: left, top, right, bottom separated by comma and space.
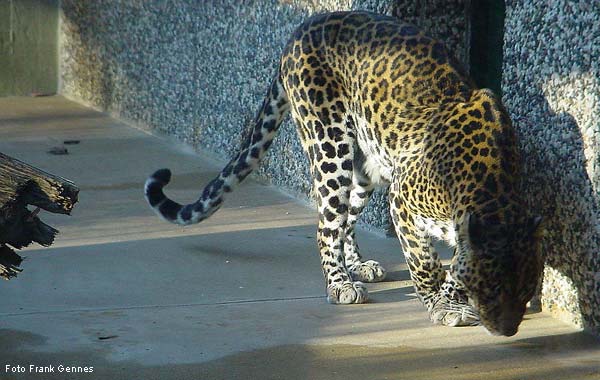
145, 168, 172, 208
150, 168, 172, 184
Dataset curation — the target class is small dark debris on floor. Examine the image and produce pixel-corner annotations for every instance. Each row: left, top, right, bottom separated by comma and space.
48, 147, 69, 155
98, 335, 119, 340
30, 92, 56, 97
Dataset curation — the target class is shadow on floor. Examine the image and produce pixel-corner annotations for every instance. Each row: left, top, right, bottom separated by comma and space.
1, 328, 597, 380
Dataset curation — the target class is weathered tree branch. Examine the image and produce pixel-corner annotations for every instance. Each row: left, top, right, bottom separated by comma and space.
0, 152, 79, 279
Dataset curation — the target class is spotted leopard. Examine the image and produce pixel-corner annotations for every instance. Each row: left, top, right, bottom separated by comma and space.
145, 11, 543, 336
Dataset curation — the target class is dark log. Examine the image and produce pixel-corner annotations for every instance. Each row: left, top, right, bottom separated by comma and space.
0, 152, 79, 279
0, 245, 23, 280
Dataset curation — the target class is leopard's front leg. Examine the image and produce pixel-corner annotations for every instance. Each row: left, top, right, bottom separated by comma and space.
389, 179, 479, 326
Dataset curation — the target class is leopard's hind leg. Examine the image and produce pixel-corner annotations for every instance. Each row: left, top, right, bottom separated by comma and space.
344, 160, 386, 283
290, 108, 368, 304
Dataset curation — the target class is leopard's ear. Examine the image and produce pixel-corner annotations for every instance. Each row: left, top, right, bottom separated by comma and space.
530, 215, 544, 238
468, 213, 487, 246
458, 212, 485, 247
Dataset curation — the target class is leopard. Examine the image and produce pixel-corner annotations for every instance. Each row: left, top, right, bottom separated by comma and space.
144, 11, 544, 337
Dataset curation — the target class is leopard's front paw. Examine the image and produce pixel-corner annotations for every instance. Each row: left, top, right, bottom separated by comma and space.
348, 260, 386, 283
327, 281, 369, 304
430, 295, 480, 327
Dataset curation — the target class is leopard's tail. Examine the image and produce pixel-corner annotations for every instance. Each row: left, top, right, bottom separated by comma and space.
144, 73, 290, 225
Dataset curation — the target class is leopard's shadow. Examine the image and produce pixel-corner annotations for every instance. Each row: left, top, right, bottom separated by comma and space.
511, 89, 599, 332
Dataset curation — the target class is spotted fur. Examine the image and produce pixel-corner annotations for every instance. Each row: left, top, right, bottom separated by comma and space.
145, 11, 543, 336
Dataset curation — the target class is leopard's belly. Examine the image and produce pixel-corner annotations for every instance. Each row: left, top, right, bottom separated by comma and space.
414, 216, 457, 246
355, 115, 393, 185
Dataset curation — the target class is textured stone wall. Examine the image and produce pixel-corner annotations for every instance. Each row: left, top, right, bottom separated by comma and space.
502, 1, 599, 332
59, 0, 469, 232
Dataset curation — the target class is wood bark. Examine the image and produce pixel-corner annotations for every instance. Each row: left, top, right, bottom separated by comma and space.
0, 152, 78, 279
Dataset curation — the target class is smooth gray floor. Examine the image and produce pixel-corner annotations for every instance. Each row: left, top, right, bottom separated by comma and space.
0, 96, 598, 380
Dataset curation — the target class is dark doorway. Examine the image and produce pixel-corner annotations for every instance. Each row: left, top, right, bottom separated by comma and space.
470, 0, 505, 97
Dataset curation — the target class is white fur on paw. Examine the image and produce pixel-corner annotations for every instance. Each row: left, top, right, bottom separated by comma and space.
327, 281, 369, 304
348, 260, 386, 283
430, 297, 480, 327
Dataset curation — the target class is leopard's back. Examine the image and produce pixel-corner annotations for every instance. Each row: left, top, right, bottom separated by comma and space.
280, 11, 476, 183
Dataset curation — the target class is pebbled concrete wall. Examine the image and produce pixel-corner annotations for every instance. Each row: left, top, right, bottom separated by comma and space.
502, 1, 600, 332
58, 0, 469, 232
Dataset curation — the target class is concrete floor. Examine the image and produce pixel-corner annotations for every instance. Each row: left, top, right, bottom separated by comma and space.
0, 96, 598, 380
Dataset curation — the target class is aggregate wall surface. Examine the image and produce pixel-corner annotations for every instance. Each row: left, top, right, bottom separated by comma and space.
502, 1, 600, 332
59, 0, 469, 232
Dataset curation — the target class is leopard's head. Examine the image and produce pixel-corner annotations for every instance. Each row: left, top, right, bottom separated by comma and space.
451, 213, 544, 336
